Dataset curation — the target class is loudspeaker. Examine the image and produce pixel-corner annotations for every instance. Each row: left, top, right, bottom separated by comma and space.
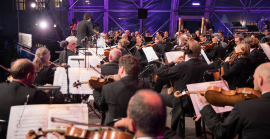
138, 9, 148, 19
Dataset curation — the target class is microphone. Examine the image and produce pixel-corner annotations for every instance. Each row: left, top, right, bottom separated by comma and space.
37, 86, 61, 91
81, 37, 88, 44
60, 40, 69, 48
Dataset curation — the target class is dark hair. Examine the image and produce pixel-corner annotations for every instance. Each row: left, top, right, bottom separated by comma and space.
83, 13, 92, 20
119, 55, 139, 77
265, 29, 270, 32
10, 59, 35, 79
200, 33, 207, 37
128, 90, 166, 136
94, 27, 100, 32
218, 30, 224, 34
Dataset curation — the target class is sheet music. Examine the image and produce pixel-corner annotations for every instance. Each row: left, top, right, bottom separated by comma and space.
47, 104, 88, 139
7, 105, 48, 139
142, 47, 159, 62
165, 51, 184, 63
187, 81, 233, 116
78, 48, 104, 56
79, 68, 101, 94
7, 104, 88, 139
201, 49, 211, 64
53, 68, 100, 94
260, 43, 270, 60
68, 55, 102, 68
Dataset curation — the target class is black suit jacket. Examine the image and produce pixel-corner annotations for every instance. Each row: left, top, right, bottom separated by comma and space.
154, 42, 165, 58
0, 81, 65, 121
34, 65, 55, 85
99, 61, 119, 76
76, 19, 95, 47
201, 92, 270, 139
155, 59, 211, 134
58, 49, 77, 65
205, 43, 226, 69
223, 57, 252, 90
94, 76, 152, 125
250, 49, 266, 75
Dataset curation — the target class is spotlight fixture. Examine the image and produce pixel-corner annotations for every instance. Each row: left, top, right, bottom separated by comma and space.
192, 3, 200, 6
31, 3, 36, 8
40, 21, 47, 28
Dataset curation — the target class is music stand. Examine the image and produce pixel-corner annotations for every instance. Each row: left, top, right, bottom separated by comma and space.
246, 25, 259, 32
232, 22, 242, 26
144, 37, 153, 43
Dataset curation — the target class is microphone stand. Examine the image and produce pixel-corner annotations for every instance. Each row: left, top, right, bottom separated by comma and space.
64, 47, 71, 103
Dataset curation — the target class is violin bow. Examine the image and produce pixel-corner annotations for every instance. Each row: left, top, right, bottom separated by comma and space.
89, 65, 105, 78
87, 47, 107, 63
0, 64, 10, 72
220, 73, 230, 90
20, 48, 60, 67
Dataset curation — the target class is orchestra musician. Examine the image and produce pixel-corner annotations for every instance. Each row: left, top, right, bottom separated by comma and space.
204, 33, 226, 69
76, 13, 95, 48
194, 30, 200, 42
125, 30, 132, 41
217, 30, 228, 43
163, 31, 170, 43
135, 30, 139, 37
260, 29, 270, 43
99, 49, 122, 77
91, 55, 152, 125
199, 33, 210, 46
145, 30, 152, 37
70, 18, 78, 36
117, 39, 129, 56
197, 62, 270, 139
207, 20, 215, 32
115, 90, 181, 139
171, 35, 188, 51
223, 43, 252, 90
0, 59, 65, 138
33, 47, 55, 85
156, 31, 162, 37
235, 34, 244, 45
154, 39, 211, 135
58, 36, 78, 67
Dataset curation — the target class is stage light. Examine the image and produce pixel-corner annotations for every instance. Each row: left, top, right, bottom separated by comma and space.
31, 3, 36, 8
40, 21, 47, 28
192, 3, 200, 6
54, 24, 57, 27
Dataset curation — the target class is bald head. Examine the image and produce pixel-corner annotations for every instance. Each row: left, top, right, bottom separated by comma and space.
109, 49, 122, 61
254, 63, 270, 92
10, 59, 35, 80
128, 90, 166, 136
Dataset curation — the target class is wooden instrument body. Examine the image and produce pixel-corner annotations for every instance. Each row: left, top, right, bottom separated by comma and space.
203, 42, 217, 50
89, 77, 106, 91
43, 127, 134, 139
181, 86, 261, 107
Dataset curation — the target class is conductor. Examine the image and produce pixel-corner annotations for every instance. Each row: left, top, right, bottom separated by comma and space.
76, 13, 95, 48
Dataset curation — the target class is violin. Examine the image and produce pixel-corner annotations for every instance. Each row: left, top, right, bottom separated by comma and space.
213, 47, 246, 81
174, 86, 261, 107
73, 76, 114, 91
147, 42, 157, 48
33, 126, 134, 139
202, 42, 217, 50
199, 41, 205, 44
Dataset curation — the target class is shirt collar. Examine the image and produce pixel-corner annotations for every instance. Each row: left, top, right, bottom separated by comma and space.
262, 91, 270, 95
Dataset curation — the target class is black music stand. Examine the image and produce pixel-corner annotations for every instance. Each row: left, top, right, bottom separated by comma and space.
246, 25, 259, 32
232, 22, 242, 27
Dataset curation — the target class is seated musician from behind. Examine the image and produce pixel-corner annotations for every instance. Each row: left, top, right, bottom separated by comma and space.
91, 55, 152, 125
33, 47, 55, 85
0, 59, 64, 138
58, 36, 77, 67
117, 38, 129, 56
204, 33, 226, 69
197, 62, 270, 139
223, 43, 252, 90
99, 49, 122, 76
139, 35, 165, 72
115, 90, 180, 139
154, 39, 211, 135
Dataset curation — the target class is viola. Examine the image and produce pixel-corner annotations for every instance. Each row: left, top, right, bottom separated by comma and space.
34, 126, 134, 139
174, 86, 261, 107
147, 42, 157, 48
